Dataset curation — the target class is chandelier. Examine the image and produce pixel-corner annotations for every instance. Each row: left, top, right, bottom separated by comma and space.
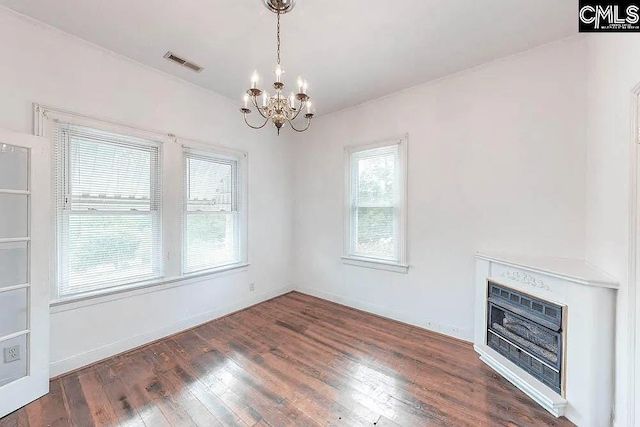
240, 0, 314, 135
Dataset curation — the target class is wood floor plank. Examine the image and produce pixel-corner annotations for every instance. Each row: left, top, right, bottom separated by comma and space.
217, 310, 398, 424
0, 291, 574, 427
174, 330, 319, 426
139, 346, 224, 427
104, 352, 172, 427
167, 333, 264, 426
61, 374, 95, 427
199, 319, 372, 426
0, 408, 28, 427
149, 341, 248, 426
92, 361, 147, 427
23, 379, 70, 427
77, 369, 121, 426
124, 349, 197, 427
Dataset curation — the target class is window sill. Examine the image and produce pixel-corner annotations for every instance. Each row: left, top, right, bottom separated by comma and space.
50, 263, 250, 313
341, 256, 409, 274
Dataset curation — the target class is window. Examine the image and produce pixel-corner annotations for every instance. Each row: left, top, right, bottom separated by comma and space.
344, 136, 408, 272
37, 105, 250, 304
55, 124, 163, 298
183, 148, 245, 274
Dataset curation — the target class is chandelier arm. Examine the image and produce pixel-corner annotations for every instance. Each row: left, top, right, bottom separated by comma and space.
243, 113, 269, 129
291, 99, 306, 121
251, 96, 269, 119
288, 117, 311, 133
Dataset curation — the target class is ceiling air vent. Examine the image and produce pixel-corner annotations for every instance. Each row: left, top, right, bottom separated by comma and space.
163, 51, 204, 73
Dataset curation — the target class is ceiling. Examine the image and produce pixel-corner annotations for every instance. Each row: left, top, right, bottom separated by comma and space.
0, 0, 578, 114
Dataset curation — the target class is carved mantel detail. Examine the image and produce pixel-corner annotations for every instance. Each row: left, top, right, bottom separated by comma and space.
499, 270, 551, 291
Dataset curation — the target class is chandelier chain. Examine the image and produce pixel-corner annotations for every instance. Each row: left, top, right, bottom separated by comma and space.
276, 8, 281, 65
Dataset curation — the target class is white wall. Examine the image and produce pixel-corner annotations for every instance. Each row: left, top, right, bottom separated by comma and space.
585, 34, 640, 427
292, 37, 588, 341
0, 8, 294, 376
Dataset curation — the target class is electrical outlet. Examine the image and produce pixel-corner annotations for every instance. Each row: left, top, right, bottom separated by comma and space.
249, 282, 255, 292
3, 345, 20, 363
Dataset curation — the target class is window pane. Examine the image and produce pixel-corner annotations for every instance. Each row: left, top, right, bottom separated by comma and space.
0, 194, 28, 239
357, 152, 396, 206
356, 207, 396, 259
185, 213, 238, 273
0, 242, 28, 289
0, 144, 28, 191
63, 213, 159, 294
70, 137, 152, 211
186, 157, 233, 212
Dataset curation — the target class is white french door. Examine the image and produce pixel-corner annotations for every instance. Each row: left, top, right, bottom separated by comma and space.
0, 128, 50, 417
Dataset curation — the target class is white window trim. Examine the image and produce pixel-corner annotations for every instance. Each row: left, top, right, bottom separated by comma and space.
343, 134, 409, 274
34, 104, 250, 306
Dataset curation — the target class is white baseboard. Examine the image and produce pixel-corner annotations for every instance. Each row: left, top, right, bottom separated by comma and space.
50, 285, 293, 377
294, 286, 472, 342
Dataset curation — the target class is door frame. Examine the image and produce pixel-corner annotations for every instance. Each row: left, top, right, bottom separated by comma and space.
627, 84, 640, 427
0, 128, 51, 417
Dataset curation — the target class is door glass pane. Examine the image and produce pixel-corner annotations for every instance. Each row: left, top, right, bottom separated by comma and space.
0, 242, 27, 289
0, 288, 27, 338
0, 334, 27, 387
0, 194, 28, 239
0, 144, 28, 191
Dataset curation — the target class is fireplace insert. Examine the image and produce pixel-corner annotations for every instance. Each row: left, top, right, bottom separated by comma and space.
486, 281, 565, 395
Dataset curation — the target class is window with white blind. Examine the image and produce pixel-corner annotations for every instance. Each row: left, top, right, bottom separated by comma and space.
55, 124, 163, 298
344, 136, 408, 273
183, 148, 245, 274
37, 105, 250, 303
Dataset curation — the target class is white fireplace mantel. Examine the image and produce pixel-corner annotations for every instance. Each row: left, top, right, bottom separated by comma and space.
474, 252, 618, 427
476, 252, 619, 289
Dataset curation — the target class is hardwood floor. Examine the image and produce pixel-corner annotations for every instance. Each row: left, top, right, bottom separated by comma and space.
1, 292, 573, 426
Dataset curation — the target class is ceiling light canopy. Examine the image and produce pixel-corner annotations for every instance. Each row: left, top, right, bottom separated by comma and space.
240, 0, 314, 135
262, 0, 296, 14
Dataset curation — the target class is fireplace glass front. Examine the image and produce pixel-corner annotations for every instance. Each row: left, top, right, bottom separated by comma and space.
486, 282, 564, 394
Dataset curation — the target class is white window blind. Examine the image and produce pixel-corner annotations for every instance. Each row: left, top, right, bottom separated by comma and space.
346, 137, 407, 267
55, 124, 163, 298
183, 149, 242, 274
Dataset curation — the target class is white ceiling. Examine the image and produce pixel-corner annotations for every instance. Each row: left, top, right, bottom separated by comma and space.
1, 0, 577, 114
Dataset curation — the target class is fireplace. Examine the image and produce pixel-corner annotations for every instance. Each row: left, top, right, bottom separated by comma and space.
475, 253, 618, 425
486, 281, 565, 395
